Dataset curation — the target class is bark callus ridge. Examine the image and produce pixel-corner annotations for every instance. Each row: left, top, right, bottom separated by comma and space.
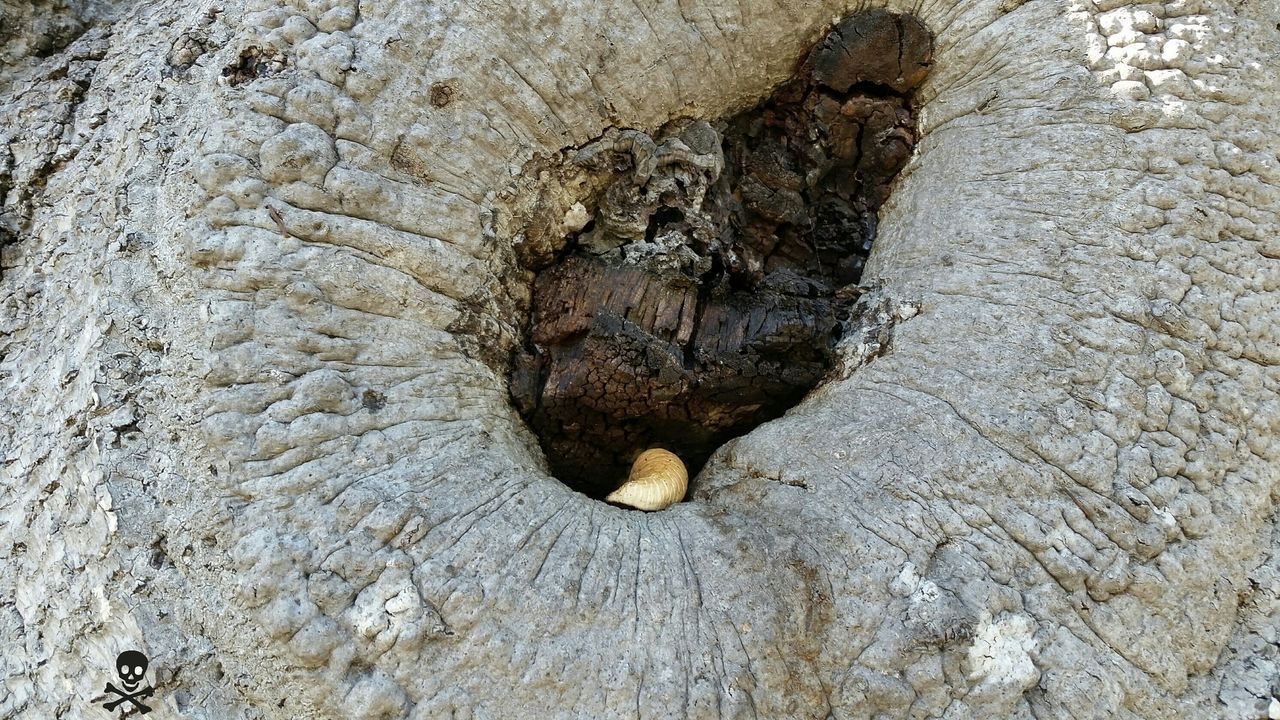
512, 11, 932, 500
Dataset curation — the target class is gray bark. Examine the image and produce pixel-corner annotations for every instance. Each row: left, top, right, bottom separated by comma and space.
2, 0, 1277, 718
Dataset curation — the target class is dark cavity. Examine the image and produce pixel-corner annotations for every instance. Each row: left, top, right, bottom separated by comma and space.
509, 10, 933, 499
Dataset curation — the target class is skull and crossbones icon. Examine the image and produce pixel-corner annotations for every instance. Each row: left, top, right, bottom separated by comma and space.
102, 650, 153, 714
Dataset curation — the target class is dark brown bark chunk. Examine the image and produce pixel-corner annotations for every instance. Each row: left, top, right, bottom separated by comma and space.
807, 9, 934, 94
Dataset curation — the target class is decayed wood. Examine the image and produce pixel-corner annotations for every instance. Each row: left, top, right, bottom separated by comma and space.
517, 254, 842, 497
512, 14, 933, 499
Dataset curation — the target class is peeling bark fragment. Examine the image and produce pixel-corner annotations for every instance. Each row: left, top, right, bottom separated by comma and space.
511, 12, 932, 499
168, 33, 213, 70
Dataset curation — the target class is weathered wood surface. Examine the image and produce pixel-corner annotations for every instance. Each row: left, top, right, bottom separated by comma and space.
2, 0, 1277, 717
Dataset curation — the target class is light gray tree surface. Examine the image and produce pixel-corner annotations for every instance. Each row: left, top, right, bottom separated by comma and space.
2, 0, 1277, 718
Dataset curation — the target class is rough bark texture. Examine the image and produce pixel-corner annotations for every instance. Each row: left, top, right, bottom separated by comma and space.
1, 0, 1278, 719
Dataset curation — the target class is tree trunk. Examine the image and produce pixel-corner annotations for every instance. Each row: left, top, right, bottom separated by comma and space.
2, 0, 1277, 718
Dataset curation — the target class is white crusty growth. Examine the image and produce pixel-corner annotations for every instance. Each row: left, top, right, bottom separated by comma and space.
606, 449, 688, 511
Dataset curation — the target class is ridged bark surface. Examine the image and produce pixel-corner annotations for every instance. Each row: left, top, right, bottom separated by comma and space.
2, 0, 1277, 717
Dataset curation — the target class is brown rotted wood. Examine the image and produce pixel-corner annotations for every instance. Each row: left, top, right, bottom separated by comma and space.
518, 255, 843, 498
511, 12, 933, 500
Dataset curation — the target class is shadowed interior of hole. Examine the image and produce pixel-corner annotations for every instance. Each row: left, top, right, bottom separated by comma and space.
509, 9, 933, 504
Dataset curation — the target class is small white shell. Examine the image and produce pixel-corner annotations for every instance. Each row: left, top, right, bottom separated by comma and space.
606, 448, 688, 511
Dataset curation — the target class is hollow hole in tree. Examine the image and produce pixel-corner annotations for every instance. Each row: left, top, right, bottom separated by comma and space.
508, 9, 933, 506
645, 206, 686, 243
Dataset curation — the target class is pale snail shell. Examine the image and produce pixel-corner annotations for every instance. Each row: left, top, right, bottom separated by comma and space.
605, 448, 688, 511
